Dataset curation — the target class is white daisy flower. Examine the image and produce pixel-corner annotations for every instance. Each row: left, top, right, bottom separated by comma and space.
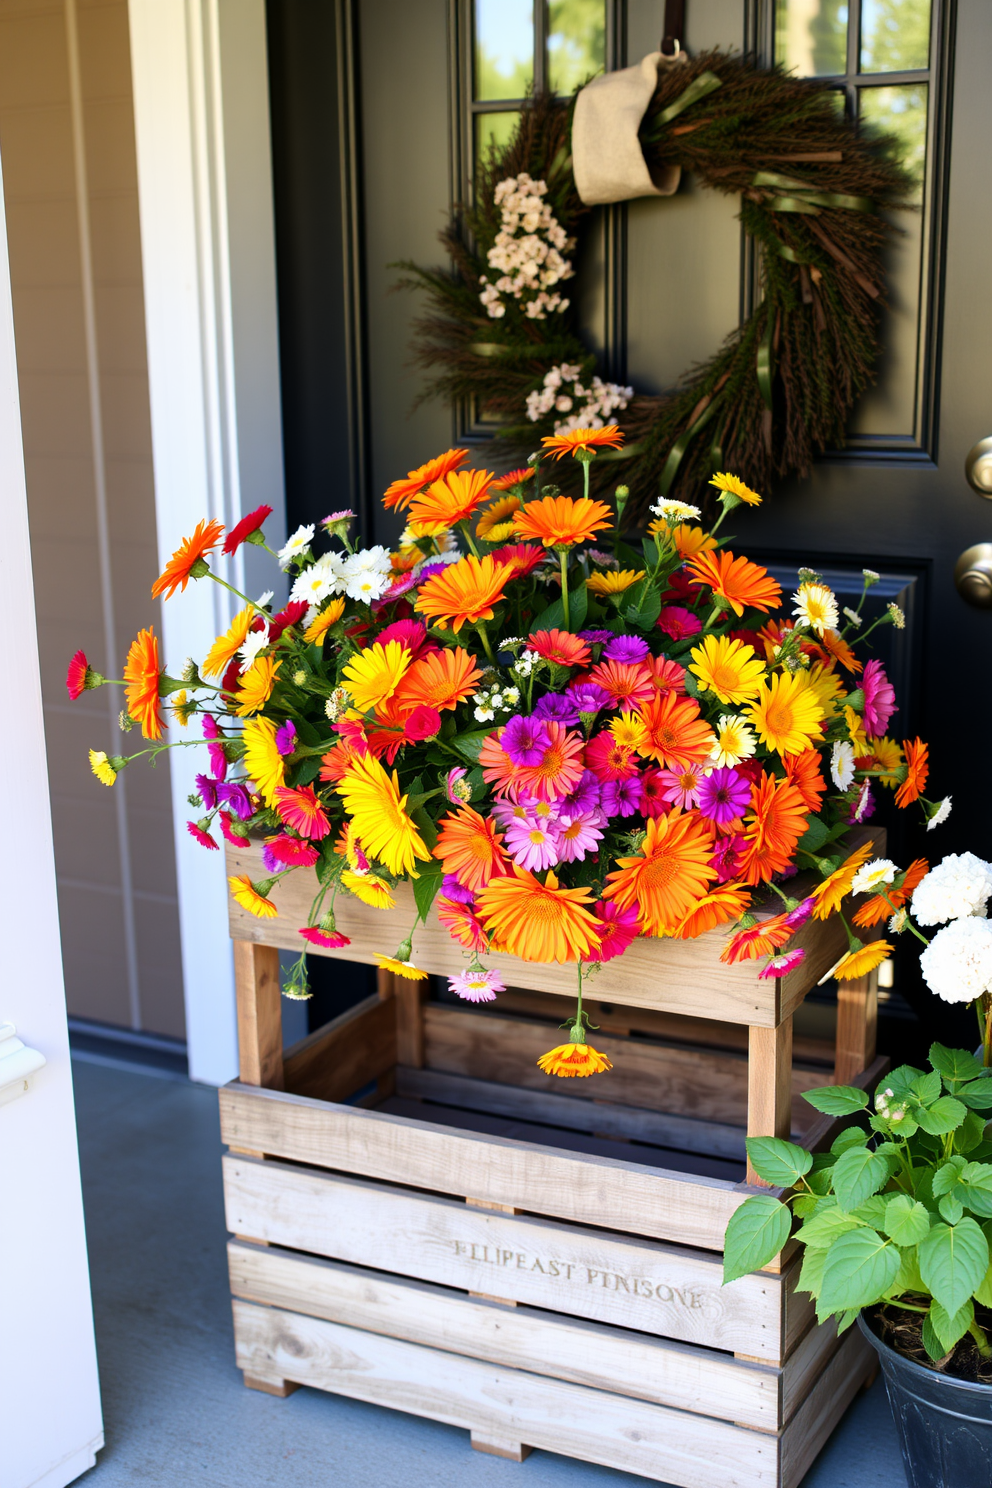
709, 714, 757, 768
926, 797, 952, 830
344, 569, 391, 603
850, 858, 897, 896
650, 498, 701, 523
290, 553, 344, 605
792, 582, 839, 637
277, 524, 315, 569
238, 627, 270, 672
830, 739, 855, 791
344, 545, 392, 576
256, 590, 274, 609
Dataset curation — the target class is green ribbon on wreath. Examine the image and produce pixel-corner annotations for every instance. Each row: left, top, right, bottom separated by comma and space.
642, 70, 723, 139
658, 392, 725, 496
756, 311, 775, 412
752, 171, 873, 215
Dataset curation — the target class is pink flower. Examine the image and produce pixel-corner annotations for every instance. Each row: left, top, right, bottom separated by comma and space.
274, 784, 331, 840
861, 659, 897, 737
503, 815, 560, 872
202, 715, 228, 779
639, 768, 672, 818
553, 810, 604, 863
785, 897, 814, 929
376, 618, 435, 657
587, 900, 639, 962
696, 767, 750, 825
187, 820, 218, 850
217, 810, 246, 846
759, 948, 805, 979
658, 764, 705, 809
449, 967, 504, 1003
657, 606, 702, 640
266, 835, 320, 867
711, 833, 747, 883
445, 767, 471, 805
299, 926, 351, 949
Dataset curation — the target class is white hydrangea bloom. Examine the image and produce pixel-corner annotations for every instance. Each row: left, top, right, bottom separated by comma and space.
851, 858, 897, 896
525, 360, 633, 433
919, 916, 992, 1003
277, 524, 315, 569
912, 852, 992, 926
831, 739, 855, 791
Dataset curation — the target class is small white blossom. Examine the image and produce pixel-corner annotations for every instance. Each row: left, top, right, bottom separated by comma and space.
650, 499, 702, 524
344, 569, 391, 603
238, 626, 270, 672
831, 739, 856, 791
912, 853, 992, 926
927, 797, 952, 831
503, 686, 520, 707
851, 858, 897, 896
920, 916, 992, 1003
889, 908, 909, 934
278, 524, 315, 569
474, 706, 495, 723
863, 568, 880, 585
256, 590, 274, 609
324, 687, 351, 722
793, 582, 839, 637
525, 360, 632, 432
887, 602, 906, 629
842, 606, 862, 627
480, 174, 576, 322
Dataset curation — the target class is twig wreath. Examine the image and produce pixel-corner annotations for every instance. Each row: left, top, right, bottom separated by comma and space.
398, 51, 912, 523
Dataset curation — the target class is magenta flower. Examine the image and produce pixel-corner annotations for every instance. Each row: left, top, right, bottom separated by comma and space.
375, 570, 419, 607
202, 714, 228, 779
187, 820, 218, 851
785, 897, 815, 929
501, 714, 551, 766
639, 768, 671, 818
657, 605, 702, 640
299, 926, 351, 949
861, 659, 897, 737
321, 509, 355, 527
601, 776, 642, 818
553, 810, 604, 863
441, 872, 475, 904
217, 780, 253, 820
604, 635, 649, 664
504, 816, 560, 871
711, 833, 746, 883
267, 835, 320, 867
579, 629, 614, 647
697, 767, 751, 825
261, 841, 283, 872
587, 900, 640, 962
376, 617, 435, 657
568, 682, 610, 718
195, 772, 218, 810
449, 967, 504, 1003
217, 810, 246, 847
658, 764, 705, 809
445, 766, 471, 805
276, 719, 297, 756
559, 769, 602, 816
759, 948, 806, 979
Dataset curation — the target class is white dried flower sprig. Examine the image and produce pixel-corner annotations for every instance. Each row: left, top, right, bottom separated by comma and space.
525, 361, 633, 434
480, 175, 575, 322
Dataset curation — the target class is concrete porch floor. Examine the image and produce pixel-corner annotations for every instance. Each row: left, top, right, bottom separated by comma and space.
71, 1057, 908, 1488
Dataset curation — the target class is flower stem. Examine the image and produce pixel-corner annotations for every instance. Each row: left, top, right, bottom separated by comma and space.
208, 571, 266, 612
459, 521, 481, 559
559, 548, 570, 629
970, 1319, 992, 1358
475, 623, 495, 663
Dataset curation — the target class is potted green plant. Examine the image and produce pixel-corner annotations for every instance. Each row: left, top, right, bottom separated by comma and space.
725, 851, 992, 1487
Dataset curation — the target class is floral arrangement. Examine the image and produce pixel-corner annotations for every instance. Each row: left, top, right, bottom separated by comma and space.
725, 851, 992, 1377
69, 429, 946, 1078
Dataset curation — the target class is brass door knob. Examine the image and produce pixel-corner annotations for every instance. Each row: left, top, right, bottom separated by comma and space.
965, 437, 992, 496
955, 543, 992, 607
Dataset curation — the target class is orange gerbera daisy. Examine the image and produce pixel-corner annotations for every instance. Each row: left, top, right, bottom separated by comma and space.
414, 554, 508, 632
528, 629, 590, 668
686, 548, 782, 616
512, 494, 613, 547
833, 940, 892, 980
853, 857, 929, 929
783, 750, 827, 813
537, 1042, 613, 1077
821, 628, 862, 676
407, 468, 494, 531
123, 627, 164, 739
475, 865, 600, 962
739, 773, 808, 884
588, 659, 656, 709
228, 875, 278, 919
382, 447, 468, 511
605, 811, 716, 936
674, 883, 752, 939
810, 842, 874, 920
481, 720, 585, 803
633, 691, 715, 771
434, 806, 509, 893
436, 895, 488, 952
896, 737, 929, 807
151, 518, 225, 599
491, 466, 535, 490
393, 647, 482, 713
540, 425, 624, 459
721, 911, 795, 964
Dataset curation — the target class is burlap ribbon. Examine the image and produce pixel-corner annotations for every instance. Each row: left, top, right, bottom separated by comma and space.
572, 51, 688, 206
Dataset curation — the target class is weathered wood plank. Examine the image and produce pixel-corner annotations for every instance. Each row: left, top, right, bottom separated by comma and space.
423, 1006, 832, 1130
396, 1065, 749, 1160
218, 1081, 747, 1251
282, 994, 396, 1103
834, 972, 878, 1086
780, 1325, 873, 1488
747, 1020, 794, 1186
231, 1300, 783, 1487
395, 982, 427, 1067
222, 1155, 795, 1360
780, 1319, 845, 1425
234, 940, 283, 1090
227, 1241, 785, 1428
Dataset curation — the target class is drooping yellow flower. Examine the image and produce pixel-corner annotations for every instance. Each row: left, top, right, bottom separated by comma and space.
374, 952, 428, 981
585, 568, 645, 596
171, 690, 195, 727
537, 1042, 613, 1078
833, 940, 892, 980
341, 869, 396, 908
747, 670, 824, 756
304, 597, 346, 645
688, 634, 766, 706
89, 749, 117, 786
336, 753, 431, 876
201, 605, 255, 678
241, 716, 285, 805
228, 875, 278, 919
845, 704, 869, 754
709, 472, 762, 506
810, 843, 874, 921
341, 640, 412, 713
864, 735, 904, 788
235, 656, 281, 717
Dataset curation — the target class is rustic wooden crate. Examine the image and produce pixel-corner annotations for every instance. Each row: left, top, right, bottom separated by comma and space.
220, 836, 886, 1485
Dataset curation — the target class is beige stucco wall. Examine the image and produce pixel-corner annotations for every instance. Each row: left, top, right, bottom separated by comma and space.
0, 0, 184, 1036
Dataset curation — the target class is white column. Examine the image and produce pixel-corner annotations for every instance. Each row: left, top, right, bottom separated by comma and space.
128, 0, 286, 1083
0, 145, 104, 1487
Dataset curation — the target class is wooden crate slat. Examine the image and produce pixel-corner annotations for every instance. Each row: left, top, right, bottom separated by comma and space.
779, 1325, 874, 1486
219, 1082, 751, 1250
232, 1299, 782, 1488
222, 1154, 795, 1360
228, 1240, 784, 1430
282, 993, 396, 1102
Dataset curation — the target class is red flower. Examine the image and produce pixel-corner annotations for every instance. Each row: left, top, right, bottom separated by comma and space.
66, 649, 90, 700
656, 607, 701, 641
528, 629, 591, 668
187, 820, 218, 850
299, 926, 352, 949
266, 835, 320, 867
585, 730, 639, 782
268, 600, 308, 642
490, 543, 546, 579
217, 811, 245, 846
222, 504, 273, 555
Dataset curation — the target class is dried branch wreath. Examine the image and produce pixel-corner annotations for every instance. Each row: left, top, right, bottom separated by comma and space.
397, 51, 912, 523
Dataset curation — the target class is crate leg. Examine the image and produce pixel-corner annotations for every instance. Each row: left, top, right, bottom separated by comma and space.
396, 981, 428, 1067
234, 940, 284, 1090
747, 1018, 793, 1186
835, 971, 878, 1085
243, 1372, 299, 1398
471, 1431, 532, 1461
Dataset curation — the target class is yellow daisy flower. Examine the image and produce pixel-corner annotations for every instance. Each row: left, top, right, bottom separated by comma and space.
845, 704, 869, 754
235, 656, 281, 717
585, 568, 645, 596
647, 521, 717, 559
832, 940, 892, 980
89, 749, 117, 787
341, 869, 396, 908
747, 671, 824, 756
793, 582, 839, 637
609, 712, 648, 749
374, 952, 428, 981
709, 472, 762, 506
336, 753, 431, 876
304, 597, 346, 645
341, 640, 412, 713
228, 875, 278, 919
476, 493, 522, 542
241, 717, 285, 805
688, 634, 767, 706
865, 735, 904, 788
171, 689, 195, 727
805, 661, 844, 721
201, 605, 255, 679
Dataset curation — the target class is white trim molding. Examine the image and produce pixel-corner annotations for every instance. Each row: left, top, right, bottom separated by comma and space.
128, 0, 286, 1083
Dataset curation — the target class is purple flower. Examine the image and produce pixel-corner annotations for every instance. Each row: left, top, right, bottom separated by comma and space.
604, 635, 649, 664
601, 776, 642, 818
533, 692, 580, 726
559, 769, 601, 816
195, 772, 218, 810
567, 682, 610, 717
441, 873, 475, 905
697, 768, 751, 825
217, 780, 253, 820
202, 715, 228, 780
276, 719, 297, 756
504, 816, 560, 872
847, 781, 875, 824
415, 560, 449, 585
553, 810, 604, 863
579, 629, 614, 647
261, 841, 283, 873
501, 713, 551, 766
785, 897, 815, 929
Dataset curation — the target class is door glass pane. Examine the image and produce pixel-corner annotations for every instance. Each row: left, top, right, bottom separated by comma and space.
859, 83, 928, 201
775, 0, 849, 77
548, 0, 606, 94
475, 111, 521, 170
474, 0, 533, 101
860, 0, 930, 74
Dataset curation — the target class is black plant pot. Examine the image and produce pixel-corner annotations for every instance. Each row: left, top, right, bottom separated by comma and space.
858, 1313, 992, 1487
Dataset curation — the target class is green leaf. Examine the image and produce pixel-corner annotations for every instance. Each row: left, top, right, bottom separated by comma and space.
451, 730, 493, 763
532, 582, 588, 635
795, 815, 831, 854
723, 1196, 792, 1284
933, 1157, 967, 1196
975, 1260, 992, 1308
884, 1065, 926, 1099
851, 1194, 891, 1227
939, 1195, 965, 1225
930, 1298, 974, 1354
922, 1311, 947, 1362
911, 1070, 943, 1105
893, 1248, 927, 1295
882, 1195, 932, 1247
792, 1192, 820, 1218
412, 862, 445, 923
744, 1137, 813, 1188
620, 579, 662, 630
957, 1080, 992, 1111
929, 1044, 983, 1085
831, 1125, 869, 1156
802, 1085, 869, 1116
916, 1097, 967, 1135
954, 1111, 988, 1154
831, 1146, 893, 1211
795, 1207, 864, 1248
291, 755, 324, 787
818, 1230, 902, 1314
798, 1241, 828, 1298
957, 1163, 992, 1218
408, 806, 437, 853
919, 1218, 990, 1313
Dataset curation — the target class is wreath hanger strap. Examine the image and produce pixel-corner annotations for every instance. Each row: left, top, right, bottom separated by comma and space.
660, 0, 685, 57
